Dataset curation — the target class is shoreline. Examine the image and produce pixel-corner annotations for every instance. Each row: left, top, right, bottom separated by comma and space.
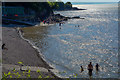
3, 10, 85, 27
2, 26, 60, 78
18, 27, 61, 77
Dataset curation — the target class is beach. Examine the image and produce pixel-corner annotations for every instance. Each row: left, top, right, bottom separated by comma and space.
2, 27, 58, 78
1, 2, 118, 78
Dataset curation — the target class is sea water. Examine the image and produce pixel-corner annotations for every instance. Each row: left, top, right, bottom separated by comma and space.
22, 3, 118, 78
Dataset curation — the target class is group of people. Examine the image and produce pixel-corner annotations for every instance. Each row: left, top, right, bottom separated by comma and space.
75, 25, 80, 27
80, 62, 99, 77
43, 16, 58, 25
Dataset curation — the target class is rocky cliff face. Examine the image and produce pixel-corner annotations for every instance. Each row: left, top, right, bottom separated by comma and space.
37, 5, 53, 21
33, 2, 53, 21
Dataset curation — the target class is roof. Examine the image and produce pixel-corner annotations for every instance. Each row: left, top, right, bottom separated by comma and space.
2, 6, 24, 8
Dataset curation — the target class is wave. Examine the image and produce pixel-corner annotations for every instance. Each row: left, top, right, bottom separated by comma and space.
16, 27, 62, 78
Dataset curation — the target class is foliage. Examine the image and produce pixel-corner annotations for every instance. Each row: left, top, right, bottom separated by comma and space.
64, 2, 72, 9
18, 62, 23, 65
2, 63, 78, 79
55, 2, 65, 10
2, 62, 79, 79
50, 2, 73, 10
2, 62, 55, 79
48, 2, 59, 9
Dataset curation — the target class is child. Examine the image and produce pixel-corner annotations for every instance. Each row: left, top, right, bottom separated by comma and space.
95, 63, 99, 71
80, 66, 84, 72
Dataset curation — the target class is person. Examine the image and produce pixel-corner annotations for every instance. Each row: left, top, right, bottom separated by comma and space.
95, 63, 99, 71
2, 44, 5, 49
43, 20, 46, 24
2, 43, 8, 50
59, 23, 61, 26
80, 66, 84, 72
88, 62, 93, 77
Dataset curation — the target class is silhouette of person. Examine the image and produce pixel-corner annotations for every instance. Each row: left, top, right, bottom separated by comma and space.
2, 44, 6, 49
59, 23, 61, 26
2, 43, 8, 50
88, 62, 93, 77
95, 63, 99, 71
80, 66, 84, 72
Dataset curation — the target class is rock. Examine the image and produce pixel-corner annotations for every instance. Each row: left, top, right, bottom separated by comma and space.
65, 17, 71, 19
63, 18, 68, 21
80, 18, 85, 19
72, 7, 87, 10
71, 16, 85, 19
72, 16, 80, 19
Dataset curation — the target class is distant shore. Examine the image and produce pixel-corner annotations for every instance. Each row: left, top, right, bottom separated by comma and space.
3, 8, 86, 27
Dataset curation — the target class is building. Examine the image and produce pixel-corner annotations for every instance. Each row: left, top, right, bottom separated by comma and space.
2, 6, 24, 16
2, 6, 35, 21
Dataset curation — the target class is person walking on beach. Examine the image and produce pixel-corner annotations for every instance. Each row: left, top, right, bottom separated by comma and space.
2, 43, 5, 49
80, 66, 84, 72
95, 63, 99, 71
88, 62, 93, 77
2, 43, 8, 50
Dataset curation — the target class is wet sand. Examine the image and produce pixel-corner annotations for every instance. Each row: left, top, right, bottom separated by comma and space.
2, 27, 58, 78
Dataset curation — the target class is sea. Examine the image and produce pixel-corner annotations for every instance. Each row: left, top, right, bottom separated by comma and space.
21, 2, 119, 78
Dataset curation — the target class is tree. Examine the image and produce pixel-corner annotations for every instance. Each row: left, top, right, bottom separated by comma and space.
64, 2, 72, 9
47, 2, 59, 9
56, 2, 64, 10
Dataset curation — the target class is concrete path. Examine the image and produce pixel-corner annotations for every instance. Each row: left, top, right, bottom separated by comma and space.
2, 64, 48, 72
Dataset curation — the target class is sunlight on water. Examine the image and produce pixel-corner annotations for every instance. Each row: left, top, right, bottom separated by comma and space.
22, 3, 118, 78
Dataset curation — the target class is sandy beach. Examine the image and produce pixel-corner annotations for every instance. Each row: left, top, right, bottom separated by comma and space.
2, 27, 58, 78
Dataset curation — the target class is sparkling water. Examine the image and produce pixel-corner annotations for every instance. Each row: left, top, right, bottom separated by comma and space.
22, 3, 118, 78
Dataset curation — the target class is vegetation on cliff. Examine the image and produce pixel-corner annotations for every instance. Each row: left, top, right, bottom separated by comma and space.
47, 1, 72, 10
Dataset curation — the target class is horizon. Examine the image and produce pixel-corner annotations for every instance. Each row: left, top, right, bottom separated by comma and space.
62, 0, 119, 3
71, 2, 118, 4
71, 2, 118, 3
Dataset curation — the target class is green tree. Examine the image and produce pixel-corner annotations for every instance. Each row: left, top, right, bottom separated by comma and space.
56, 2, 65, 10
64, 2, 72, 9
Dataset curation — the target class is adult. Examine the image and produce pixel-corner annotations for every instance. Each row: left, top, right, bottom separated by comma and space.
2, 43, 8, 50
88, 62, 93, 77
